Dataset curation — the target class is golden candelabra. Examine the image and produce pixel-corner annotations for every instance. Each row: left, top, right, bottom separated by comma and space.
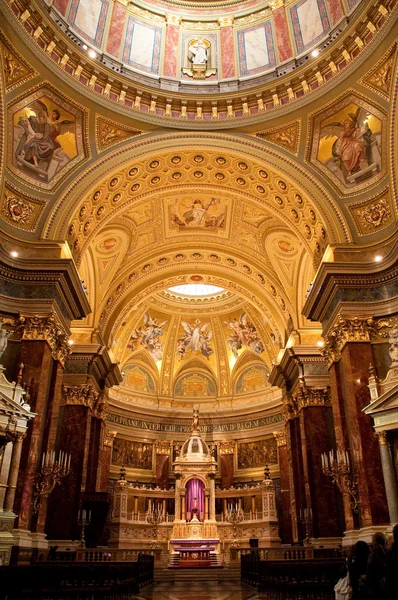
321, 449, 358, 513
33, 450, 71, 513
225, 505, 244, 541
146, 506, 165, 540
78, 509, 91, 548
299, 507, 312, 545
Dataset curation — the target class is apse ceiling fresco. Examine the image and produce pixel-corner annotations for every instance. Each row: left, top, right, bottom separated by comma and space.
0, 0, 397, 417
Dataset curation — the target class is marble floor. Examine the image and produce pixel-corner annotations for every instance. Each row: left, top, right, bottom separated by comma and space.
132, 582, 265, 600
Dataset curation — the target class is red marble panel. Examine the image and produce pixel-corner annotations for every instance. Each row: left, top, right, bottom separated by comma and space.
286, 418, 305, 542
300, 406, 343, 538
14, 341, 54, 530
220, 26, 236, 79
328, 363, 355, 530
163, 24, 179, 78
278, 444, 293, 544
46, 405, 91, 540
156, 454, 169, 489
328, 0, 344, 25
99, 445, 112, 492
86, 418, 102, 492
220, 454, 234, 489
340, 343, 389, 526
273, 7, 293, 63
106, 1, 126, 58
54, 0, 69, 16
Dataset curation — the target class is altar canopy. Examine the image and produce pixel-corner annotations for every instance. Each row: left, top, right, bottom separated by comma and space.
186, 478, 205, 520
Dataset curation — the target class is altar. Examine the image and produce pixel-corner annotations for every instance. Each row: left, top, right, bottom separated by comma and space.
170, 539, 219, 568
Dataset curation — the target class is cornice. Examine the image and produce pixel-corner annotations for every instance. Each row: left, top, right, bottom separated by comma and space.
0, 242, 91, 322
303, 237, 398, 325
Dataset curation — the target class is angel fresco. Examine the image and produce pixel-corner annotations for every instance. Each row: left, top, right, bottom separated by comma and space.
319, 105, 382, 186
225, 313, 264, 358
177, 319, 213, 360
169, 197, 226, 231
127, 313, 167, 362
13, 97, 76, 184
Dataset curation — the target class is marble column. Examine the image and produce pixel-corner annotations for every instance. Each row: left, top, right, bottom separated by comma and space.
376, 431, 398, 523
163, 14, 181, 78
273, 430, 292, 543
209, 474, 216, 520
175, 475, 181, 520
270, 1, 293, 63
218, 17, 235, 79
3, 433, 24, 512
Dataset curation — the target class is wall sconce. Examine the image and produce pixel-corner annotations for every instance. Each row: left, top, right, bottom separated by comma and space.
321, 450, 358, 512
33, 450, 71, 513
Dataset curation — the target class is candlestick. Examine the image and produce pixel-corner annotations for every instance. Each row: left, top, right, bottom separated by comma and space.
33, 450, 71, 513
321, 449, 358, 512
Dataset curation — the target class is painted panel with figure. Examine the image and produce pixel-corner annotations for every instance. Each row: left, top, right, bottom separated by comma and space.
236, 365, 269, 395
127, 312, 168, 363
176, 319, 214, 360
9, 86, 86, 190
121, 364, 156, 395
238, 438, 278, 469
167, 194, 228, 235
112, 438, 153, 469
225, 312, 265, 359
309, 93, 386, 193
174, 372, 216, 397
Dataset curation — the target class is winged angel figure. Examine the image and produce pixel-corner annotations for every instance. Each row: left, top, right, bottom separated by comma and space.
225, 312, 264, 358
320, 106, 379, 183
127, 313, 167, 362
177, 319, 213, 360
14, 99, 75, 181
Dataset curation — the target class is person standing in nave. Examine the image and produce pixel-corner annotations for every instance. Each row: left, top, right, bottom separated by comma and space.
366, 532, 388, 600
347, 540, 369, 600
386, 524, 398, 599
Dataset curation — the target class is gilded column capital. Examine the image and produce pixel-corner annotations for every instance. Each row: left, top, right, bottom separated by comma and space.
323, 315, 377, 366
292, 383, 330, 410
273, 430, 287, 447
155, 440, 172, 455
218, 16, 234, 26
104, 430, 117, 447
17, 313, 71, 366
62, 384, 99, 410
92, 392, 108, 420
217, 440, 235, 455
375, 430, 388, 445
268, 0, 285, 10
282, 396, 299, 421
166, 14, 182, 25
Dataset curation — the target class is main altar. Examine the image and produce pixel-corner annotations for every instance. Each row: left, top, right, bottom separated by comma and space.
109, 410, 280, 566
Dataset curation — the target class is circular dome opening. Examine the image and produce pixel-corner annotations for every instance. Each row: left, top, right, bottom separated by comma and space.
168, 284, 225, 297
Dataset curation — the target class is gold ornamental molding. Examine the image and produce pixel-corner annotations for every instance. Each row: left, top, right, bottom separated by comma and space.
104, 429, 117, 448
95, 115, 143, 153
0, 30, 36, 91
217, 440, 235, 455
322, 315, 398, 366
359, 41, 397, 100
273, 430, 287, 447
17, 313, 71, 366
282, 384, 330, 420
375, 430, 388, 445
155, 440, 172, 455
62, 384, 109, 421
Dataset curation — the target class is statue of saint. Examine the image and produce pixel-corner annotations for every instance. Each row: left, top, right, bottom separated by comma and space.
189, 39, 208, 65
0, 323, 12, 362
192, 408, 199, 431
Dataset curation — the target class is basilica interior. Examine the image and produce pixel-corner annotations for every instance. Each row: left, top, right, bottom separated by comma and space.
0, 0, 398, 594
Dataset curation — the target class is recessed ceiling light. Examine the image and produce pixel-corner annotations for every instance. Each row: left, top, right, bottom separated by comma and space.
311, 49, 320, 58
88, 49, 97, 59
67, 339, 74, 345
10, 251, 18, 258
82, 44, 88, 50
375, 255, 382, 262
317, 340, 324, 347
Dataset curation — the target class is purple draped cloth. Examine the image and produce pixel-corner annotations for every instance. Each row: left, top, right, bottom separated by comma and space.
185, 478, 205, 521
